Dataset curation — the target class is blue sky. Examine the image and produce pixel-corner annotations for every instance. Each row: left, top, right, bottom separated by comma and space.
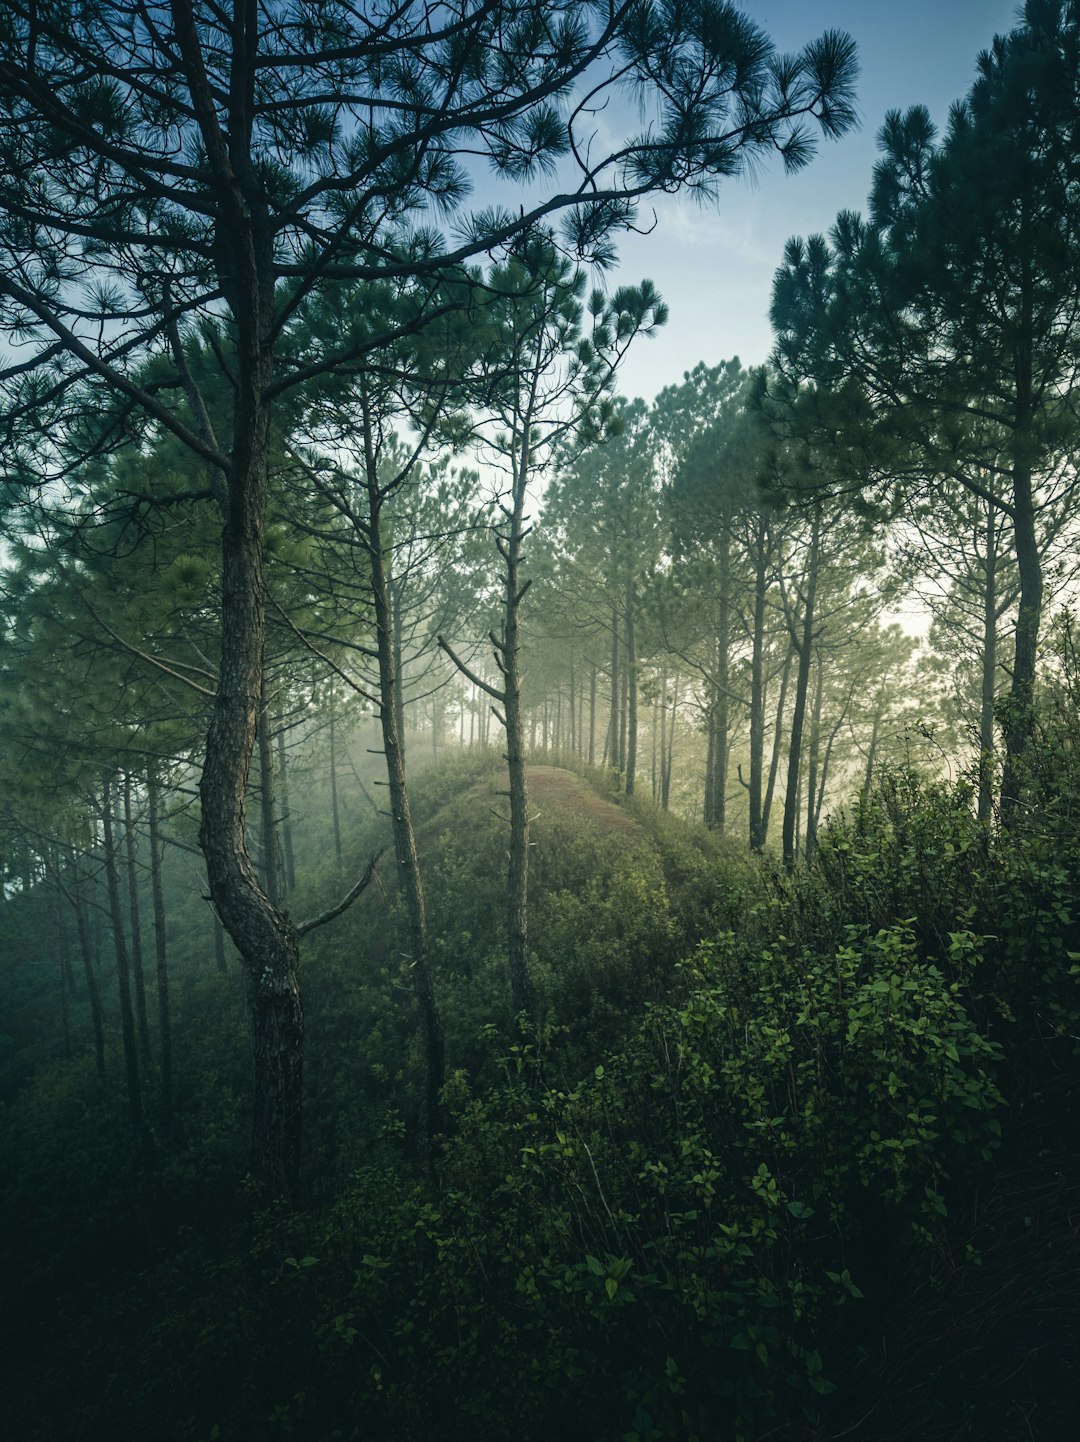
612, 0, 1025, 401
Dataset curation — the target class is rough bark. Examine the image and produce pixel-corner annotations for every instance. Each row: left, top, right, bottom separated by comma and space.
171, 0, 306, 1197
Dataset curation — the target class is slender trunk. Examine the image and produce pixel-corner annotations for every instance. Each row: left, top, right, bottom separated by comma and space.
763, 646, 792, 844
502, 428, 536, 1024
275, 716, 297, 892
123, 776, 153, 1068
624, 579, 637, 796
713, 532, 731, 835
147, 766, 174, 1134
704, 688, 716, 827
657, 664, 667, 806
72, 861, 106, 1083
651, 688, 659, 801
588, 663, 597, 767
663, 670, 677, 811
862, 706, 882, 801
605, 611, 619, 771
55, 909, 71, 1060
618, 629, 628, 774
815, 723, 840, 835
363, 418, 443, 1141
978, 503, 999, 824
748, 525, 768, 851
390, 574, 407, 759
804, 651, 825, 863
102, 779, 142, 1129
1001, 463, 1042, 816
256, 671, 284, 905
568, 660, 576, 758
1000, 275, 1040, 816
782, 510, 821, 867
327, 686, 343, 866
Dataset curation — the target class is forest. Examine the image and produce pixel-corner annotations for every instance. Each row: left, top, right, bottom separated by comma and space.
0, 2, 1078, 1439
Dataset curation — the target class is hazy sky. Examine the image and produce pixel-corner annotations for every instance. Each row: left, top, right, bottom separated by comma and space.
612, 0, 1024, 402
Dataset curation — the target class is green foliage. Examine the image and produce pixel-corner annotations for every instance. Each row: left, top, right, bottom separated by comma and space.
6, 707, 1080, 1441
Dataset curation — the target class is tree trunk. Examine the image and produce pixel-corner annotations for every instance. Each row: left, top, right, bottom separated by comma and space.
123, 775, 153, 1068
568, 660, 577, 757
658, 664, 667, 806
782, 509, 821, 868
704, 687, 716, 826
54, 902, 71, 1060
804, 651, 825, 863
624, 578, 637, 796
605, 610, 619, 771
862, 707, 882, 801
588, 662, 597, 767
72, 859, 106, 1083
502, 432, 536, 1024
363, 416, 444, 1142
327, 684, 343, 866
102, 778, 143, 1129
172, 2, 307, 1193
713, 531, 731, 834
147, 765, 174, 1134
197, 347, 303, 1199
275, 715, 297, 891
748, 523, 769, 851
762, 645, 792, 845
1000, 295, 1042, 817
663, 670, 678, 811
978, 502, 999, 823
256, 671, 285, 905
618, 625, 629, 775
389, 573, 407, 757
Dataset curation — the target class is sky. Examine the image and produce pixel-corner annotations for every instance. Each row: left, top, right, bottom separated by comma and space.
611, 0, 1025, 403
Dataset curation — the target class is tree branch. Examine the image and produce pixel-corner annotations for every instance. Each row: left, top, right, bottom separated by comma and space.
297, 849, 383, 937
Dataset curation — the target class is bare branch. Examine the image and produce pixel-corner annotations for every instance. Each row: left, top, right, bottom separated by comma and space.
298, 849, 383, 937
